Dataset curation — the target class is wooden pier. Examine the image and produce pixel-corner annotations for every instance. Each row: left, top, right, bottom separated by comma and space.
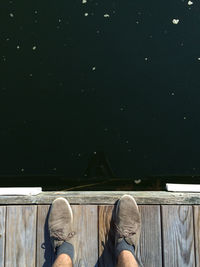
0, 191, 200, 267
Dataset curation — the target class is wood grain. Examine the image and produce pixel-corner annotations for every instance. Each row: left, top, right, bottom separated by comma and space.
137, 205, 162, 267
98, 205, 115, 267
0, 207, 6, 267
5, 206, 37, 267
1, 191, 200, 205
193, 206, 200, 267
37, 205, 54, 267
161, 205, 195, 267
71, 205, 98, 267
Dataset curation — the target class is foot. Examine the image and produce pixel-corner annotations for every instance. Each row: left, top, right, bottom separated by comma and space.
114, 195, 141, 251
48, 197, 75, 251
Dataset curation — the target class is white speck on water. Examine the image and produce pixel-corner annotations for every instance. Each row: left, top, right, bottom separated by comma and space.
125, 140, 129, 144
96, 30, 100, 34
171, 92, 175, 96
94, 151, 97, 154
58, 19, 62, 23
172, 19, 179, 24
17, 45, 20, 49
84, 13, 89, 16
10, 13, 14, 18
92, 66, 96, 71
34, 10, 38, 14
53, 167, 57, 171
145, 57, 148, 61
104, 14, 110, 18
136, 21, 139, 24
184, 116, 187, 120
198, 58, 200, 61
6, 38, 10, 41
134, 179, 141, 184
21, 168, 24, 172
82, 0, 87, 3
32, 46, 37, 50
188, 1, 193, 5
29, 74, 33, 77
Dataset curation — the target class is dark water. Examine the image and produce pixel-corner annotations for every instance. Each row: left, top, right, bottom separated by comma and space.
1, 0, 200, 189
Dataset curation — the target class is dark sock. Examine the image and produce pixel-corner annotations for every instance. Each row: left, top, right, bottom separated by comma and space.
56, 241, 74, 262
115, 239, 144, 267
115, 238, 135, 260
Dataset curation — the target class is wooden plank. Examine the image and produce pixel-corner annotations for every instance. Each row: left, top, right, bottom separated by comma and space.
1, 191, 200, 205
0, 207, 6, 267
136, 206, 162, 267
98, 205, 115, 267
5, 206, 37, 267
193, 206, 200, 267
71, 205, 98, 267
161, 205, 195, 267
37, 205, 54, 267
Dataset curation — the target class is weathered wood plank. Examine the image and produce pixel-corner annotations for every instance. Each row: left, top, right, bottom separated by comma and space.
37, 205, 54, 267
1, 191, 200, 205
161, 205, 195, 267
136, 206, 162, 267
193, 206, 200, 267
0, 207, 6, 267
5, 206, 37, 267
98, 205, 115, 267
71, 205, 98, 267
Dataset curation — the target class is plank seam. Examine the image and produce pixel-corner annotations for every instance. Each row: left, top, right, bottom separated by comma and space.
192, 206, 197, 267
4, 206, 7, 267
160, 205, 165, 267
97, 205, 99, 267
35, 206, 38, 267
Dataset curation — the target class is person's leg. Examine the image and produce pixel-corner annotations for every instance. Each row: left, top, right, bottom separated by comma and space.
48, 198, 76, 267
117, 251, 138, 267
114, 195, 142, 267
52, 253, 72, 267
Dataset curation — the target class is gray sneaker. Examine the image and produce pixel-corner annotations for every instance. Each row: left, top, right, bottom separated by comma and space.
48, 197, 75, 251
114, 195, 141, 250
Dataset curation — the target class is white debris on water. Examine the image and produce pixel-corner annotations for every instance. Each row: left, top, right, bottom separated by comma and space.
32, 46, 37, 50
10, 13, 14, 17
134, 179, 141, 184
84, 13, 89, 16
92, 66, 96, 71
104, 14, 110, 18
188, 1, 193, 5
172, 19, 179, 24
17, 45, 20, 49
82, 0, 87, 3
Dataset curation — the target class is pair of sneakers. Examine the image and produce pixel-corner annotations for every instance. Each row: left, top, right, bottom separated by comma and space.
48, 195, 141, 263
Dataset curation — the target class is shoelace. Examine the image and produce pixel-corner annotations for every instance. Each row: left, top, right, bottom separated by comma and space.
52, 228, 76, 241
114, 223, 136, 238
